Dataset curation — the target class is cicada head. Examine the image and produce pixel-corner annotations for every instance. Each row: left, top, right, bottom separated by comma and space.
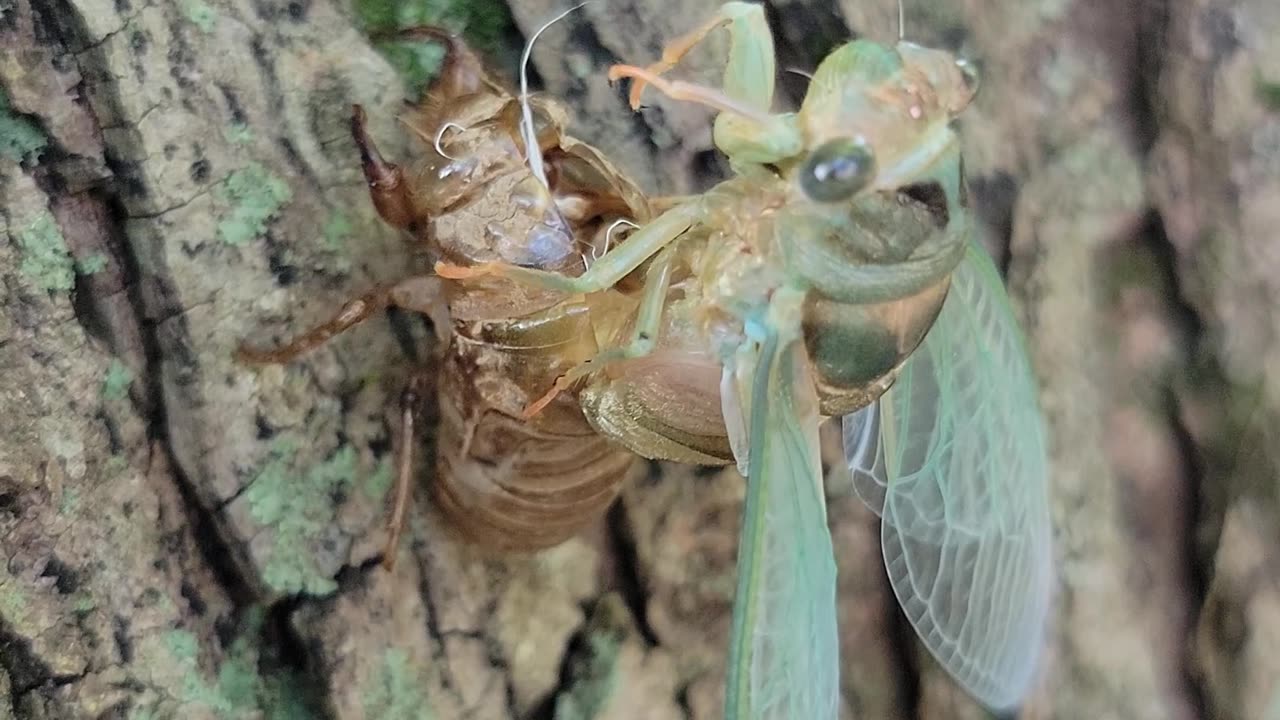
794, 39, 974, 196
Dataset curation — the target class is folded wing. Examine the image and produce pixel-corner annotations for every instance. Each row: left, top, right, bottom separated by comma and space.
841, 241, 1052, 710
722, 313, 840, 720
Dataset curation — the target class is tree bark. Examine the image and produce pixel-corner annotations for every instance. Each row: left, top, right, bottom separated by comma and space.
1, 0, 1278, 718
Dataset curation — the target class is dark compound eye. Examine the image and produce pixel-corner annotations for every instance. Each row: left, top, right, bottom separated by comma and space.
956, 58, 981, 96
800, 139, 876, 203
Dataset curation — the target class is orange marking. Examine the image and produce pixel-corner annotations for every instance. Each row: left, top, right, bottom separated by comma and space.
434, 261, 496, 279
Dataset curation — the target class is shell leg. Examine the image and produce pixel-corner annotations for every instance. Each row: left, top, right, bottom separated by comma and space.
523, 245, 676, 418
382, 370, 430, 571
236, 275, 447, 365
352, 105, 416, 231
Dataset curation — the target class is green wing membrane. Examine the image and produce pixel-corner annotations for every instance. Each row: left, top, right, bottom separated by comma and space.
841, 241, 1052, 710
722, 320, 840, 720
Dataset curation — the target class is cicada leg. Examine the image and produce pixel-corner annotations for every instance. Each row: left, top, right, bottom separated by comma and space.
352, 104, 416, 231
435, 201, 701, 295
235, 275, 448, 365
523, 245, 677, 418
622, 1, 774, 110
382, 370, 430, 571
608, 3, 802, 165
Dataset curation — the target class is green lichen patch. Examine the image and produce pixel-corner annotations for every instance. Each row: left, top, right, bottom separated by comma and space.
183, 0, 218, 33
225, 122, 255, 145
245, 439, 356, 595
77, 253, 109, 275
354, 0, 516, 94
0, 88, 47, 164
150, 624, 320, 718
553, 596, 629, 720
16, 212, 75, 291
362, 456, 395, 502
103, 359, 135, 402
1256, 76, 1280, 112
322, 209, 354, 250
217, 163, 292, 247
362, 648, 434, 720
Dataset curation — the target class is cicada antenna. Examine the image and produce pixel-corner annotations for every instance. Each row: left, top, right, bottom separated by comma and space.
519, 2, 593, 189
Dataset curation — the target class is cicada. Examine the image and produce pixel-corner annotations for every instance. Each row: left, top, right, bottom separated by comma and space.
438, 2, 1053, 715
238, 27, 652, 563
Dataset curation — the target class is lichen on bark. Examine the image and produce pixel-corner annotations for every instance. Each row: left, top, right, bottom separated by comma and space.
3, 0, 1280, 718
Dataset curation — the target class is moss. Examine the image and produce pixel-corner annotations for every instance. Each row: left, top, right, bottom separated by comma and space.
553, 633, 622, 720
16, 212, 75, 291
554, 595, 629, 720
103, 359, 135, 402
245, 439, 356, 595
217, 163, 292, 247
183, 0, 218, 33
362, 648, 433, 720
362, 456, 395, 502
0, 88, 47, 164
77, 253, 109, 275
322, 210, 353, 250
225, 122, 254, 145
59, 487, 81, 515
154, 623, 321, 718
1256, 76, 1280, 112
354, 0, 516, 94
0, 582, 30, 627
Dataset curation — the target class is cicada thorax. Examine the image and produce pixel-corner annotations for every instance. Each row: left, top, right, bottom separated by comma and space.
396, 54, 652, 551
800, 190, 956, 417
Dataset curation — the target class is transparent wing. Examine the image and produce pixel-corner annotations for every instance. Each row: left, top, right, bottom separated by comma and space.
722, 324, 840, 720
839, 241, 1052, 710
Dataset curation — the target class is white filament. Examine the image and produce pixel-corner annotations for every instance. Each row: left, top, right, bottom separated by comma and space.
519, 3, 591, 188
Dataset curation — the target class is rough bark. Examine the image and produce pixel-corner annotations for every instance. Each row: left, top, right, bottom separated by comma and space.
2, 0, 1278, 718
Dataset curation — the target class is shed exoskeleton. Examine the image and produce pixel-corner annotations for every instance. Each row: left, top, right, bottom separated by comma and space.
238, 28, 652, 563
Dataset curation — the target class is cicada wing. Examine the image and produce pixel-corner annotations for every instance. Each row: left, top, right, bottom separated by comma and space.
842, 400, 887, 514
721, 326, 840, 720
840, 241, 1053, 710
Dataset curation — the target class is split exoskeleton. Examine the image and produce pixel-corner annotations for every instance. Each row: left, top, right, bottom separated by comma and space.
239, 29, 652, 559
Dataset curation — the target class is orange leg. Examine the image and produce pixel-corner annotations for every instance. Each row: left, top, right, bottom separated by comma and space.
236, 275, 447, 365
608, 65, 771, 125
382, 371, 429, 571
622, 11, 734, 108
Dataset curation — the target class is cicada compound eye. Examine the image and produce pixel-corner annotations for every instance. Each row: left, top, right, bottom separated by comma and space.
955, 58, 981, 103
800, 138, 877, 203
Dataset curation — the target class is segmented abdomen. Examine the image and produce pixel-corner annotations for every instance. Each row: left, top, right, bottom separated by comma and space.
431, 299, 637, 551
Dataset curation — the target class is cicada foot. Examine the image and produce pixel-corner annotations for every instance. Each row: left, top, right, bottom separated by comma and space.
433, 261, 501, 281
618, 3, 743, 108
352, 105, 417, 231
522, 371, 585, 420
236, 276, 448, 365
434, 260, 588, 294
382, 371, 431, 572
607, 65, 772, 125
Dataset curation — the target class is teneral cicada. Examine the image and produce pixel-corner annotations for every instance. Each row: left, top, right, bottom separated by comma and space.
438, 2, 1053, 715
238, 27, 653, 563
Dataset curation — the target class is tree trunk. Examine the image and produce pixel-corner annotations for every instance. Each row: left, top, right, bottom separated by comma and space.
2, 0, 1277, 718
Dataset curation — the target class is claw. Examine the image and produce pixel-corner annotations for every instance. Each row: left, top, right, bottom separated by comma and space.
608, 64, 655, 110
352, 105, 416, 230
521, 374, 579, 419
434, 261, 502, 280
607, 64, 772, 124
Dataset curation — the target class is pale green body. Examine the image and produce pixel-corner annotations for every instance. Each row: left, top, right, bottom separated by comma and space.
484, 3, 1053, 717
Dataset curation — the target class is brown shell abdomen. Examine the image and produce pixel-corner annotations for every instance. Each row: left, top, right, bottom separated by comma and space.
430, 303, 636, 551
